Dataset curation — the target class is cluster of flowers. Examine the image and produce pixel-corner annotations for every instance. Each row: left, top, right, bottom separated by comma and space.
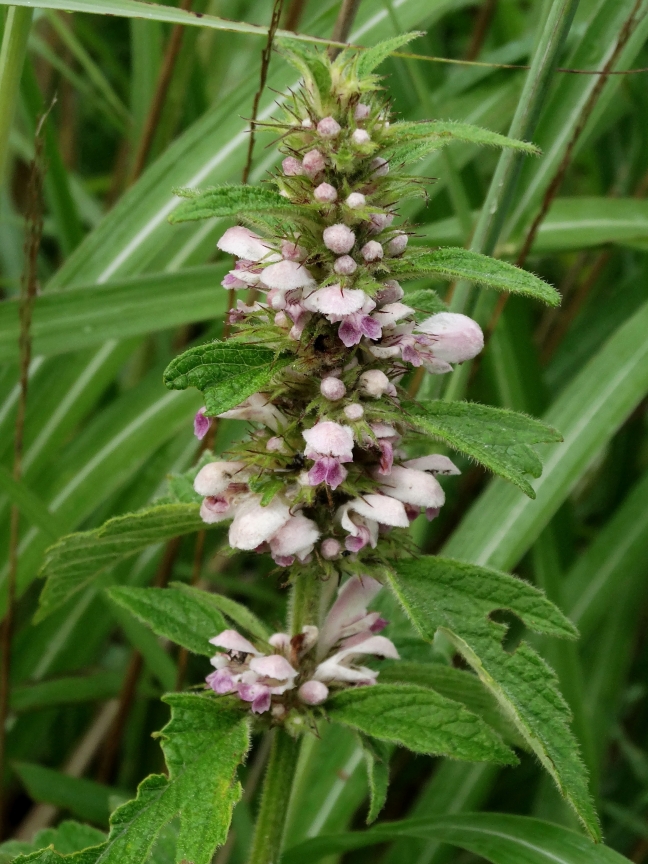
207, 576, 398, 714
190, 48, 485, 713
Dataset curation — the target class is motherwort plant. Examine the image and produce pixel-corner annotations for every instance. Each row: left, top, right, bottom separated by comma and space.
34, 35, 601, 864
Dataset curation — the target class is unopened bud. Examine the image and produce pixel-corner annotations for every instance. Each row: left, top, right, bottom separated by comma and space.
369, 213, 388, 234
352, 129, 371, 145
321, 538, 342, 559
387, 233, 408, 255
344, 403, 364, 420
359, 369, 391, 398
375, 279, 404, 305
303, 149, 326, 176
346, 192, 366, 209
314, 183, 338, 203
361, 241, 383, 262
299, 680, 329, 705
370, 157, 389, 177
321, 377, 346, 401
355, 103, 371, 120
282, 156, 303, 176
334, 255, 357, 275
323, 224, 356, 254
317, 116, 341, 137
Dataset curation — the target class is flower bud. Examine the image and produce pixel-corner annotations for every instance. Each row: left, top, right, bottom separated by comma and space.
361, 240, 383, 262
416, 312, 484, 363
314, 182, 338, 203
359, 369, 391, 398
318, 116, 341, 137
370, 157, 389, 176
266, 436, 285, 452
375, 279, 404, 305
281, 239, 307, 260
351, 129, 371, 145
344, 403, 364, 420
386, 233, 408, 255
282, 156, 303, 176
346, 192, 366, 209
303, 149, 326, 176
321, 538, 341, 559
321, 377, 346, 401
334, 255, 357, 275
369, 213, 388, 234
301, 117, 313, 128
355, 103, 371, 120
298, 680, 329, 705
323, 224, 356, 254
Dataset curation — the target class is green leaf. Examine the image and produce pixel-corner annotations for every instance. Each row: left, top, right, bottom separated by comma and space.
107, 586, 227, 656
11, 671, 124, 712
163, 341, 291, 416
79, 694, 248, 864
281, 812, 628, 864
355, 32, 423, 77
327, 684, 516, 765
171, 582, 271, 641
403, 288, 447, 317
0, 820, 106, 863
168, 185, 297, 224
404, 400, 562, 498
360, 736, 390, 825
388, 557, 600, 840
0, 464, 66, 541
378, 662, 525, 748
392, 248, 560, 306
37, 503, 205, 621
13, 763, 124, 826
275, 40, 332, 105
388, 120, 540, 154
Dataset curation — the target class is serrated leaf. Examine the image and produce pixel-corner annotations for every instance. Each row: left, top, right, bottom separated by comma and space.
359, 736, 391, 825
107, 586, 227, 656
327, 684, 515, 765
37, 504, 205, 621
168, 185, 296, 223
387, 557, 600, 840
387, 120, 540, 155
392, 248, 560, 306
171, 582, 271, 641
49, 695, 248, 864
355, 32, 423, 77
0, 820, 105, 863
404, 400, 562, 498
163, 341, 291, 417
378, 662, 525, 748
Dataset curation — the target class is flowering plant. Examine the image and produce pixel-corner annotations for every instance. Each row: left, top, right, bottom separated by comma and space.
31, 34, 601, 864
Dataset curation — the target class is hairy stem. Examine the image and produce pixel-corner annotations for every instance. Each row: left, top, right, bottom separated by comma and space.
247, 727, 301, 864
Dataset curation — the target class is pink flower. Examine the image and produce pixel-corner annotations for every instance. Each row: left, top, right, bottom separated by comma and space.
194, 461, 247, 497
281, 239, 307, 260
194, 407, 211, 440
415, 312, 484, 363
308, 456, 348, 490
320, 377, 346, 400
228, 496, 291, 551
338, 312, 382, 347
298, 680, 329, 705
376, 465, 445, 509
210, 629, 261, 655
352, 129, 371, 145
303, 421, 354, 461
261, 259, 316, 290
217, 226, 277, 262
345, 192, 366, 209
269, 513, 320, 563
371, 302, 414, 328
336, 494, 409, 551
314, 182, 338, 203
282, 156, 304, 176
358, 370, 393, 398
303, 284, 371, 318
323, 224, 356, 254
218, 392, 287, 432
334, 255, 357, 275
320, 538, 342, 560
386, 232, 408, 255
355, 103, 371, 120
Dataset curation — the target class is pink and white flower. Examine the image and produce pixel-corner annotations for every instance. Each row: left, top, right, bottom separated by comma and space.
336, 493, 409, 551
303, 420, 354, 490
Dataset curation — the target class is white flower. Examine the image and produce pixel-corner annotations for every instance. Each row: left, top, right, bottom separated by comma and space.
371, 302, 414, 327
320, 377, 346, 400
314, 182, 338, 203
404, 455, 460, 475
261, 259, 316, 290
217, 226, 277, 262
302, 284, 373, 318
376, 465, 445, 509
269, 513, 320, 562
194, 461, 247, 496
303, 149, 326, 176
358, 369, 392, 398
333, 255, 357, 275
317, 116, 341, 137
228, 496, 291, 551
303, 421, 354, 461
218, 392, 287, 432
346, 192, 366, 208
210, 630, 261, 655
361, 241, 383, 262
415, 312, 484, 363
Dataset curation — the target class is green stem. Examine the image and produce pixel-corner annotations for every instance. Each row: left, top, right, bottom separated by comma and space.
289, 570, 322, 634
247, 723, 301, 864
0, 6, 33, 182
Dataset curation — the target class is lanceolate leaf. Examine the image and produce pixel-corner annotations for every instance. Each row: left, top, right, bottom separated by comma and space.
387, 120, 540, 155
360, 736, 391, 825
171, 582, 271, 641
163, 341, 292, 416
282, 812, 627, 864
106, 586, 227, 656
388, 557, 600, 840
392, 248, 560, 306
327, 684, 516, 765
404, 400, 562, 498
168, 185, 297, 224
37, 504, 205, 621
355, 32, 422, 77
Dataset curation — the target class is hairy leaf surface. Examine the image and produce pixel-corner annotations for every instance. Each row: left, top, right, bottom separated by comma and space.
360, 736, 391, 825
171, 581, 271, 640
37, 504, 205, 621
327, 684, 515, 765
169, 185, 296, 223
387, 120, 540, 154
404, 400, 562, 497
107, 586, 227, 656
388, 557, 599, 839
392, 247, 559, 306
163, 341, 291, 416
355, 32, 422, 77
